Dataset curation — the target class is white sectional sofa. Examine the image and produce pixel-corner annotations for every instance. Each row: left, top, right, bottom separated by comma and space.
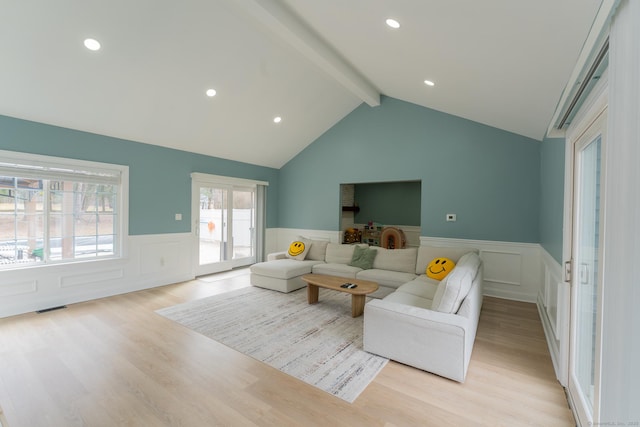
364, 250, 483, 382
250, 240, 483, 382
251, 241, 420, 297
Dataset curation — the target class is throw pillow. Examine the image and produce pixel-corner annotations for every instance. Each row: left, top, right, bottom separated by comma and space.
286, 238, 311, 260
426, 257, 456, 280
349, 245, 377, 269
305, 238, 329, 261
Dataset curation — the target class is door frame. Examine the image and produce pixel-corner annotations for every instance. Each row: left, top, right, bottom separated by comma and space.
190, 173, 268, 277
562, 72, 608, 426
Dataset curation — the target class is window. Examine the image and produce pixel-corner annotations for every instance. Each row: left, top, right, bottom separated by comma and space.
0, 150, 127, 268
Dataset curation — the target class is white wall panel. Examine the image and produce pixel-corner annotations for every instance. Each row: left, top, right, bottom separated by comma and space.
421, 236, 541, 302
0, 233, 193, 318
60, 268, 124, 288
0, 279, 37, 297
538, 248, 569, 386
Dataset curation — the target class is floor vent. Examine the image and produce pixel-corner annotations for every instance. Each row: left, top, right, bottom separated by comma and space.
36, 305, 67, 314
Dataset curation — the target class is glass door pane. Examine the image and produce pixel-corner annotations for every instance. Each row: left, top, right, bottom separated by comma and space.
232, 188, 255, 260
574, 135, 601, 414
198, 186, 227, 267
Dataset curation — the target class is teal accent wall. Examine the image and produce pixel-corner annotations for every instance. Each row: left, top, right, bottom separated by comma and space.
354, 181, 421, 226
539, 136, 565, 262
278, 96, 541, 243
0, 115, 279, 234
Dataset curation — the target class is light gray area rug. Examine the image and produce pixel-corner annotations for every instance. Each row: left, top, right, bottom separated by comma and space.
156, 286, 388, 403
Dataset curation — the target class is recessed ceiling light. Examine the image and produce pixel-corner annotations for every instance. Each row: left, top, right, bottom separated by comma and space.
385, 18, 400, 29
83, 38, 101, 51
206, 89, 217, 97
424, 80, 435, 87
273, 116, 282, 124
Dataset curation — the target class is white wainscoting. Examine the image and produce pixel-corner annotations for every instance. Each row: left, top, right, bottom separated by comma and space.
268, 229, 542, 303
0, 233, 194, 318
538, 248, 570, 386
421, 236, 542, 302
266, 228, 342, 257
265, 226, 422, 258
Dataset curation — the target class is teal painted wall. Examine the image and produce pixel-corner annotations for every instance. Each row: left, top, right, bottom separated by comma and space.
0, 115, 279, 234
539, 137, 565, 262
278, 96, 541, 243
354, 181, 421, 226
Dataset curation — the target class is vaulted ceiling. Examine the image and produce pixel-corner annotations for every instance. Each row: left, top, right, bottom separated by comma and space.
0, 0, 603, 168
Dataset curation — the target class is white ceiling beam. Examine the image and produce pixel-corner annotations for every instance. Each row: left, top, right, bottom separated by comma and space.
235, 0, 380, 107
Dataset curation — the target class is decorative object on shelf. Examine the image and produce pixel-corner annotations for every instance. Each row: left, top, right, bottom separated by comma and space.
362, 221, 383, 246
343, 227, 362, 244
380, 227, 407, 249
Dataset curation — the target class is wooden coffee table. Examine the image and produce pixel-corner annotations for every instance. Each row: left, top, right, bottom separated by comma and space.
301, 274, 379, 317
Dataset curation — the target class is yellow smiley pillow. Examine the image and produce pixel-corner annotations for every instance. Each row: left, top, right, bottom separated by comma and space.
286, 238, 312, 261
426, 257, 456, 281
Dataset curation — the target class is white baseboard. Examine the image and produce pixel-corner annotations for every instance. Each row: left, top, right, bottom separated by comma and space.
0, 233, 194, 318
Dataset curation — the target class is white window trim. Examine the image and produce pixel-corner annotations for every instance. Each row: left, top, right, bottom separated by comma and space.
0, 149, 129, 265
190, 172, 268, 188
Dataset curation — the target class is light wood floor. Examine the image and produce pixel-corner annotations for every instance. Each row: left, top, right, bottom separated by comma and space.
0, 269, 574, 426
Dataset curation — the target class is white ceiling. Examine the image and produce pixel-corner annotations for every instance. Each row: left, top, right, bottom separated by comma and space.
0, 0, 603, 168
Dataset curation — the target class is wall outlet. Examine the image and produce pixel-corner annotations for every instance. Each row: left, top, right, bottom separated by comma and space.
446, 213, 457, 222
175, 213, 182, 221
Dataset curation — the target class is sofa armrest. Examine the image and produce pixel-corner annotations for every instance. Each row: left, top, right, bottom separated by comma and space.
363, 299, 473, 382
365, 299, 469, 338
267, 251, 288, 261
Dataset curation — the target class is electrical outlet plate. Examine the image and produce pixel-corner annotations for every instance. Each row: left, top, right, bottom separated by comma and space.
175, 213, 182, 221
446, 213, 457, 222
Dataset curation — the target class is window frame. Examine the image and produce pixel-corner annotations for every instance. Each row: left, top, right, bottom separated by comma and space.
0, 149, 129, 269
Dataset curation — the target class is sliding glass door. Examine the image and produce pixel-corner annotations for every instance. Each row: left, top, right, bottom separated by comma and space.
568, 110, 606, 426
192, 174, 260, 276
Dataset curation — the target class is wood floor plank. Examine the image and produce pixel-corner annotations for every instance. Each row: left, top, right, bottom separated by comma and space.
0, 270, 574, 426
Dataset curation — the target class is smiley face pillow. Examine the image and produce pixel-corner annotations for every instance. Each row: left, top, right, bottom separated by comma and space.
286, 238, 312, 260
426, 257, 456, 281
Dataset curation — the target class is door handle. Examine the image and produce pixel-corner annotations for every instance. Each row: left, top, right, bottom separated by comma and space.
580, 263, 589, 285
564, 260, 572, 283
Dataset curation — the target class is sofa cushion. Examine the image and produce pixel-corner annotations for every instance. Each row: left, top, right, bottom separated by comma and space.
396, 277, 439, 300
305, 238, 329, 261
371, 247, 417, 274
416, 246, 478, 275
349, 245, 377, 269
250, 259, 321, 280
356, 269, 417, 288
325, 243, 366, 264
431, 252, 482, 314
286, 238, 312, 260
383, 290, 433, 310
312, 263, 362, 278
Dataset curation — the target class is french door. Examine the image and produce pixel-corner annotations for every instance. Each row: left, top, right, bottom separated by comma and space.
567, 109, 606, 426
191, 173, 261, 276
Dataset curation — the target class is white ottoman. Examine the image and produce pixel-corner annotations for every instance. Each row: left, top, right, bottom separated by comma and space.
250, 259, 324, 293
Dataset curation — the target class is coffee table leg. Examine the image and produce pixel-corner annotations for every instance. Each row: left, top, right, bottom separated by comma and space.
351, 295, 366, 317
307, 284, 319, 304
